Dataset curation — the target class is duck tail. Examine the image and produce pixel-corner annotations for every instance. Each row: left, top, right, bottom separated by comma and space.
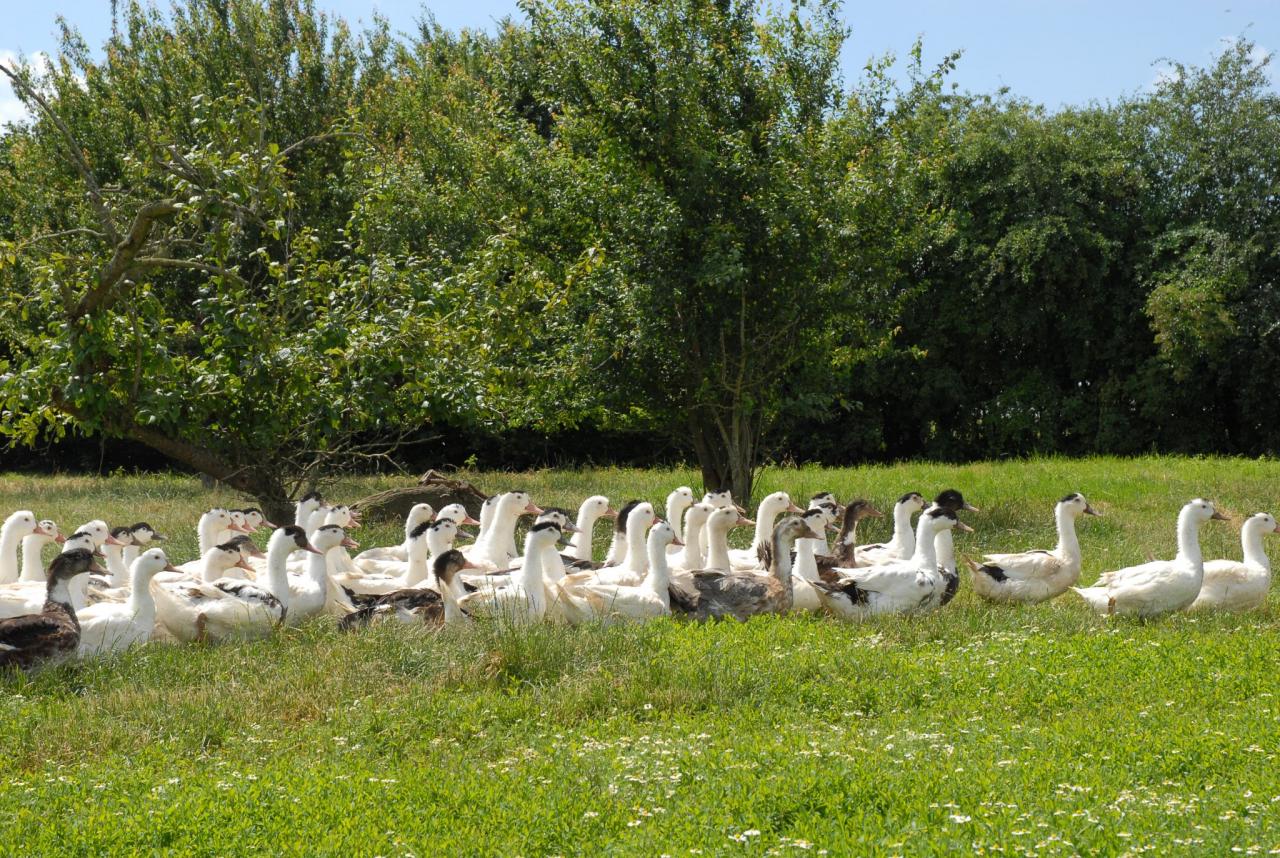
1071, 586, 1110, 613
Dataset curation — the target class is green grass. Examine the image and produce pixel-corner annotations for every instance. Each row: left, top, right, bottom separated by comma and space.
3, 456, 1280, 854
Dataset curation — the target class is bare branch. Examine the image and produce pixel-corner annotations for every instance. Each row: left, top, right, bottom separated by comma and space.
0, 61, 118, 243
131, 256, 253, 289
278, 131, 359, 160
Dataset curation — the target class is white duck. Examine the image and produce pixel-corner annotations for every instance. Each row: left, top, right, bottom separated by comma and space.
673, 503, 713, 571
789, 508, 838, 613
0, 511, 52, 585
567, 495, 617, 563
353, 503, 435, 567
1190, 511, 1279, 612
286, 524, 355, 623
812, 507, 966, 618
76, 548, 179, 656
602, 500, 641, 566
854, 492, 926, 566
698, 489, 743, 565
173, 508, 242, 575
0, 530, 97, 619
463, 492, 542, 571
336, 519, 464, 596
121, 522, 166, 569
19, 519, 64, 584
679, 506, 753, 574
1073, 498, 1226, 617
584, 502, 657, 586
557, 520, 681, 624
969, 493, 1099, 605
728, 492, 804, 571
457, 522, 564, 624
665, 487, 695, 543
152, 541, 288, 642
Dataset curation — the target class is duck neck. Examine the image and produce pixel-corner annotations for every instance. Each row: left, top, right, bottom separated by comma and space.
569, 504, 600, 561
908, 519, 939, 570
307, 547, 330, 590
19, 534, 50, 583
517, 540, 548, 616
751, 502, 779, 549
667, 497, 691, 541
201, 551, 228, 583
1242, 523, 1271, 570
46, 574, 77, 612
681, 515, 706, 569
0, 520, 23, 584
603, 530, 628, 565
262, 538, 291, 605
934, 528, 955, 573
441, 576, 465, 624
705, 524, 733, 571
123, 544, 141, 568
890, 503, 916, 556
794, 538, 819, 583
197, 515, 219, 556
404, 549, 433, 587
1054, 506, 1081, 560
623, 522, 648, 575
104, 546, 129, 588
644, 538, 672, 607
126, 565, 158, 621
1175, 508, 1204, 568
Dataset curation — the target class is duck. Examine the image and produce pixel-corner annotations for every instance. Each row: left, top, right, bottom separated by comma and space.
929, 510, 967, 608
337, 519, 465, 597
353, 503, 435, 567
788, 508, 841, 613
672, 505, 754, 573
121, 522, 166, 569
463, 492, 542, 571
811, 507, 968, 618
1072, 498, 1226, 617
603, 500, 641, 566
567, 496, 617, 563
153, 539, 289, 642
816, 500, 884, 570
582, 502, 658, 586
1190, 512, 1280, 612
284, 524, 355, 624
242, 508, 276, 532
853, 492, 926, 566
19, 520, 65, 584
294, 491, 324, 528
339, 550, 476, 631
76, 548, 179, 657
665, 487, 695, 544
0, 511, 53, 585
729, 492, 804, 571
457, 522, 565, 624
968, 493, 1099, 604
697, 489, 745, 564
0, 529, 99, 621
557, 520, 682, 624
673, 503, 714, 572
668, 516, 820, 622
803, 492, 844, 554
171, 508, 241, 576
0, 548, 99, 671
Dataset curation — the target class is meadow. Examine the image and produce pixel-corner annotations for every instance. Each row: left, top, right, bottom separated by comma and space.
2, 456, 1280, 855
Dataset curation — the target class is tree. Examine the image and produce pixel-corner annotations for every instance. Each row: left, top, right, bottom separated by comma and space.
487, 0, 861, 500
0, 1, 469, 517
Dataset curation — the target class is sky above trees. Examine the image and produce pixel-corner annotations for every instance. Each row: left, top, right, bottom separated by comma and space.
2, 0, 1277, 127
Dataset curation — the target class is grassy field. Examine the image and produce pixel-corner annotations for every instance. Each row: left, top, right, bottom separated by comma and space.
2, 456, 1280, 854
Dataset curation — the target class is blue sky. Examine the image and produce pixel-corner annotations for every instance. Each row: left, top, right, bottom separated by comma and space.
3, 0, 1277, 124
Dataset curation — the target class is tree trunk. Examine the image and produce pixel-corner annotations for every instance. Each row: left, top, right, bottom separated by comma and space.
688, 409, 755, 505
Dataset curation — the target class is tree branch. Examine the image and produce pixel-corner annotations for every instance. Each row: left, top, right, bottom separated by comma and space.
131, 256, 253, 289
278, 131, 359, 160
75, 199, 180, 317
0, 61, 118, 243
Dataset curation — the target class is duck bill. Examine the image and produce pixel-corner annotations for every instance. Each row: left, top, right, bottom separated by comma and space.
163, 563, 181, 574
261, 519, 278, 529
236, 557, 254, 571
786, 502, 804, 514
560, 522, 581, 534
736, 517, 756, 528
806, 526, 824, 539
462, 558, 482, 570
1083, 505, 1101, 517
152, 533, 169, 541
31, 525, 52, 538
524, 503, 544, 516
341, 536, 360, 550
671, 536, 686, 547
733, 504, 747, 515
54, 533, 67, 544
1211, 511, 1230, 521
963, 503, 980, 513
955, 521, 974, 533
602, 507, 618, 519
305, 544, 325, 555
104, 534, 127, 547
462, 515, 481, 526
88, 561, 108, 575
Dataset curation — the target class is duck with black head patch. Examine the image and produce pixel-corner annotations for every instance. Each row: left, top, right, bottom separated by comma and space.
968, 493, 1099, 605
0, 548, 99, 671
812, 506, 969, 618
339, 549, 476, 631
855, 492, 927, 566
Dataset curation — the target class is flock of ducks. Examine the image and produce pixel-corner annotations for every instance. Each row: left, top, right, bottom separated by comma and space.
0, 487, 1272, 670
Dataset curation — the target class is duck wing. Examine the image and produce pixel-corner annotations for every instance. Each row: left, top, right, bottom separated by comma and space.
0, 609, 76, 658
980, 549, 1060, 581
